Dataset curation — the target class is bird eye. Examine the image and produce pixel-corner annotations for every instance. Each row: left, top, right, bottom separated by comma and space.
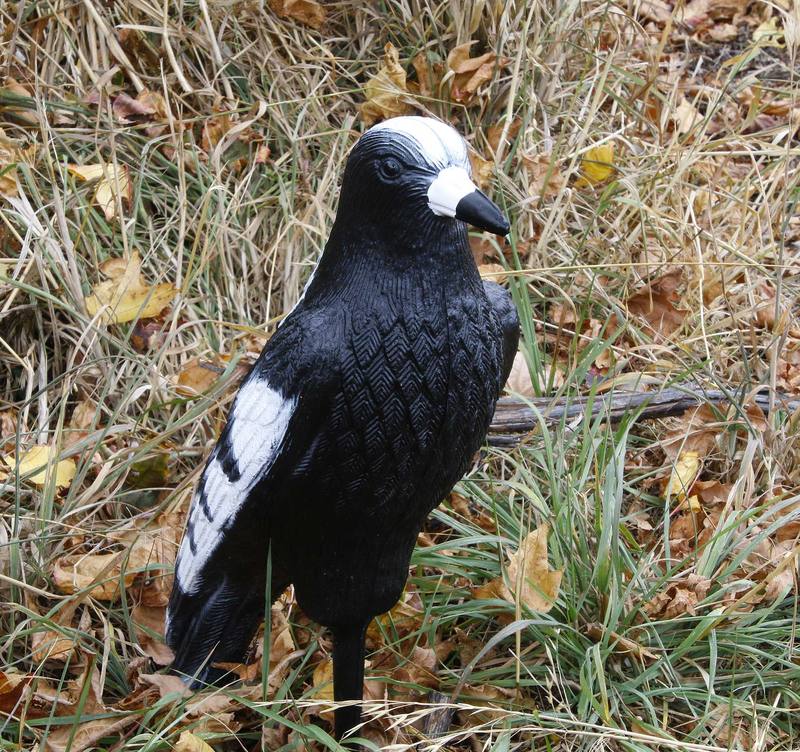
379, 157, 402, 180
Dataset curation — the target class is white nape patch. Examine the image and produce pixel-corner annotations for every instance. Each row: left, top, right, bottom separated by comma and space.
370, 116, 470, 171
174, 378, 296, 593
427, 166, 478, 218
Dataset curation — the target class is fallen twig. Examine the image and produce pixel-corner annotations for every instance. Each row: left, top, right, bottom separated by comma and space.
487, 385, 800, 447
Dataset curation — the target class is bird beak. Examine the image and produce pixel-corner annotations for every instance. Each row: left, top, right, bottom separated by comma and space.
427, 166, 510, 236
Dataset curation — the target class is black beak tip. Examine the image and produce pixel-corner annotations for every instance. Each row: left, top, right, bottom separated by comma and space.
455, 191, 510, 237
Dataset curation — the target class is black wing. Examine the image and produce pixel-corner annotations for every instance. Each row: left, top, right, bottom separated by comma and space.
483, 280, 520, 388
166, 318, 334, 686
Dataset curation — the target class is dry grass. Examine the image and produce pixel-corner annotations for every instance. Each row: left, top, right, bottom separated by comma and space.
1, 0, 799, 750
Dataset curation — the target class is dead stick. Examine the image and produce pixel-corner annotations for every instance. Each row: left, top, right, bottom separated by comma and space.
487, 386, 800, 447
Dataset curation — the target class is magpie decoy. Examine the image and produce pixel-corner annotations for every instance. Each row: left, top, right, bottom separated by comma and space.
166, 116, 520, 739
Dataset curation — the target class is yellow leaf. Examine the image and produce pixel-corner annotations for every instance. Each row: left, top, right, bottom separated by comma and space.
66, 164, 107, 181
664, 451, 701, 502
575, 143, 615, 187
753, 17, 785, 47
268, 0, 325, 29
360, 43, 413, 126
174, 732, 215, 752
312, 658, 334, 702
84, 252, 175, 324
476, 524, 562, 611
2, 445, 76, 488
0, 128, 25, 198
505, 524, 562, 612
67, 163, 132, 221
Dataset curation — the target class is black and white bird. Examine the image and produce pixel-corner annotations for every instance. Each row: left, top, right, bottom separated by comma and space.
166, 116, 520, 738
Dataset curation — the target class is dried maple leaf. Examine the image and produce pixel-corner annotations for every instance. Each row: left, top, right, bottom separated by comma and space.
575, 143, 615, 187
84, 251, 175, 325
446, 42, 507, 105
268, 0, 325, 30
1, 445, 76, 488
360, 43, 413, 126
67, 162, 132, 221
505, 525, 562, 611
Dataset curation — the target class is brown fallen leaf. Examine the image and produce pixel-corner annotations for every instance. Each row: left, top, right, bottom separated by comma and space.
113, 92, 157, 122
646, 574, 711, 619
360, 43, 414, 126
132, 604, 173, 665
663, 404, 721, 460
367, 588, 423, 645
31, 625, 76, 665
176, 359, 222, 397
52, 512, 180, 602
67, 162, 132, 221
469, 151, 493, 190
575, 143, 615, 187
0, 672, 29, 715
0, 128, 30, 198
0, 78, 39, 125
476, 524, 562, 612
447, 42, 507, 105
523, 153, 566, 200
138, 672, 192, 698
44, 716, 137, 752
487, 118, 522, 155
84, 251, 175, 325
478, 263, 507, 283
1, 445, 76, 488
268, 0, 325, 30
625, 272, 688, 338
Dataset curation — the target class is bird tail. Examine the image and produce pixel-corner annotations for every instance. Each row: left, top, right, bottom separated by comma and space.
166, 576, 267, 688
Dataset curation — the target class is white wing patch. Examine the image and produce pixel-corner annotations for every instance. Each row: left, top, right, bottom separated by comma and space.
370, 116, 470, 171
174, 377, 296, 593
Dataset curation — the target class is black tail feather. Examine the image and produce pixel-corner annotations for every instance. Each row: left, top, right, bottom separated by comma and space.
167, 576, 279, 688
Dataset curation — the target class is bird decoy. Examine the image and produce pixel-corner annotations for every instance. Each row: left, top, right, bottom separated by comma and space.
166, 116, 520, 740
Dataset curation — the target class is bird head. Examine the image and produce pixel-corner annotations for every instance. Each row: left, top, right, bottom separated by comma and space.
339, 116, 510, 240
